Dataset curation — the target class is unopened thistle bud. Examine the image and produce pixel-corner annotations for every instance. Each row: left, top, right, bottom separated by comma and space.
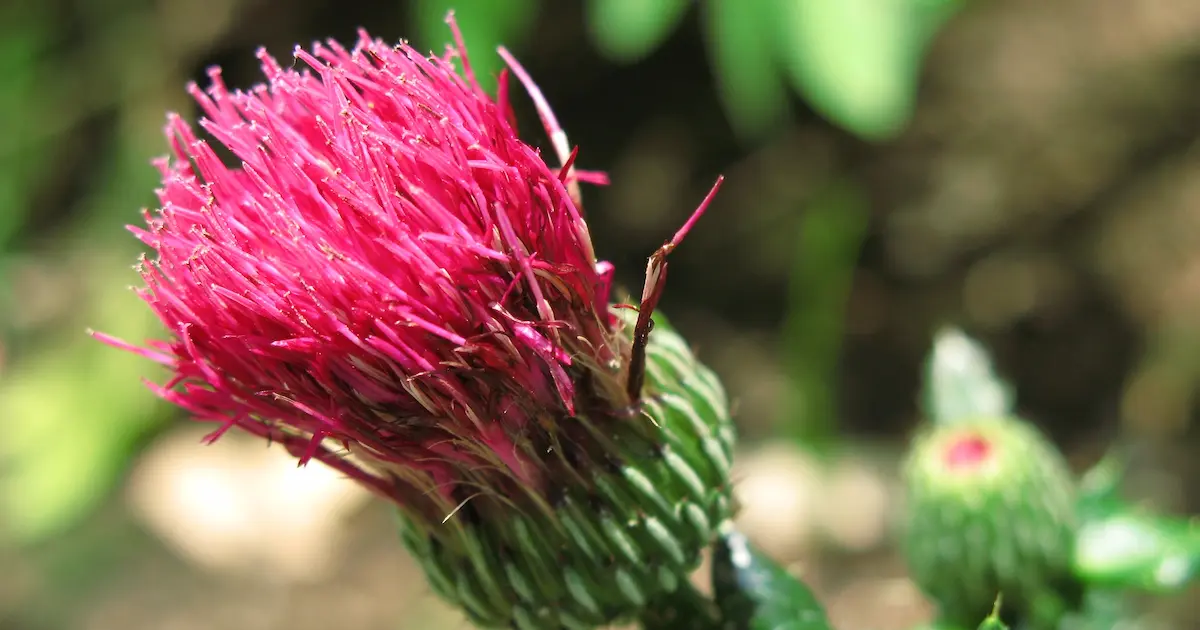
95, 16, 735, 630
902, 416, 1078, 629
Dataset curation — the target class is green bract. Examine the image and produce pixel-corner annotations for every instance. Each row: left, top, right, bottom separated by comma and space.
398, 311, 736, 629
903, 416, 1079, 630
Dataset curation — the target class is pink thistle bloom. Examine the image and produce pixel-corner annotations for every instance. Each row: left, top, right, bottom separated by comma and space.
97, 15, 732, 627
97, 17, 719, 524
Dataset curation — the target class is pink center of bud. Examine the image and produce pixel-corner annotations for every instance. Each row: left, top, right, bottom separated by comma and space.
943, 433, 993, 470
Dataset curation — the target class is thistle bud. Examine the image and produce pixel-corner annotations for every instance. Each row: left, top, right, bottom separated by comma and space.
902, 416, 1078, 629
95, 17, 735, 629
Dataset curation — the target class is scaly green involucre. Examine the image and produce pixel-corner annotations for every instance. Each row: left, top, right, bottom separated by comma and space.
398, 310, 736, 629
903, 416, 1078, 630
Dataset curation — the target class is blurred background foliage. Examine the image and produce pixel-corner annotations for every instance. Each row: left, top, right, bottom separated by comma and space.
0, 0, 1197, 628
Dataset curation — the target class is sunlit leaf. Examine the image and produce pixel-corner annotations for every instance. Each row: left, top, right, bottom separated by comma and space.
773, 0, 956, 140
1073, 510, 1200, 593
1071, 453, 1199, 600
712, 525, 833, 629
586, 0, 691, 64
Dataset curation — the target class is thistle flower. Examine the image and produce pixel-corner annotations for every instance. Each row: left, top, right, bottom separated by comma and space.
902, 416, 1079, 630
94, 16, 735, 630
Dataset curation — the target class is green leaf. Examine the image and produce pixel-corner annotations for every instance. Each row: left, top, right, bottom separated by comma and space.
412, 0, 538, 94
637, 581, 723, 630
922, 327, 1014, 425
911, 0, 967, 37
585, 0, 691, 64
1073, 510, 1200, 593
772, 0, 963, 140
1071, 452, 1200, 596
1075, 452, 1126, 523
702, 0, 789, 139
0, 143, 50, 253
0, 6, 52, 252
780, 180, 869, 452
711, 524, 833, 630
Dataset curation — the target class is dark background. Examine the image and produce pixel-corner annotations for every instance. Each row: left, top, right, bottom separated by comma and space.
1, 0, 1197, 628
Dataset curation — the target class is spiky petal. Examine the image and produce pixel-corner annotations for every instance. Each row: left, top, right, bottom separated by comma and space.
99, 24, 631, 510
97, 16, 736, 629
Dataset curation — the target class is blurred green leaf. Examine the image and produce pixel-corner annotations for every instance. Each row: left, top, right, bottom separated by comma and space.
0, 6, 51, 252
1071, 452, 1199, 600
0, 267, 168, 543
772, 0, 964, 140
412, 0, 538, 94
781, 180, 869, 452
636, 582, 722, 630
0, 144, 52, 254
1072, 449, 1200, 593
586, 0, 691, 64
912, 0, 968, 38
703, 0, 790, 139
1073, 510, 1200, 593
712, 524, 833, 629
1075, 452, 1126, 523
923, 327, 1014, 425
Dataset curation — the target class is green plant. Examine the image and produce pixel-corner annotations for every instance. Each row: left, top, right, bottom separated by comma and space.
586, 0, 968, 140
899, 328, 1200, 630
82, 9, 1196, 630
407, 0, 969, 141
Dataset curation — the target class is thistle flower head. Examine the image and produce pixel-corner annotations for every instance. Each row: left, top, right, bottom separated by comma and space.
903, 416, 1079, 629
97, 17, 735, 629
103, 22, 628, 506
